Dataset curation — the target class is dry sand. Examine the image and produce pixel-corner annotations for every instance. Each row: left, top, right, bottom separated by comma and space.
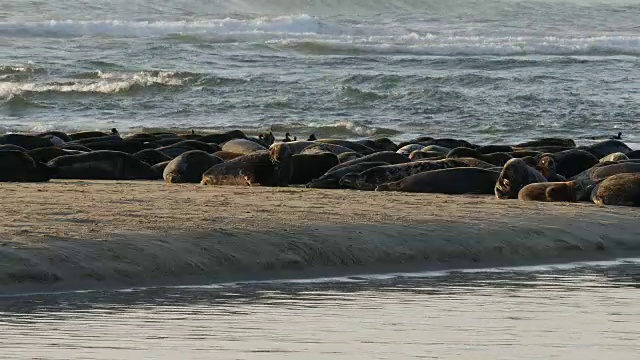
1, 180, 640, 294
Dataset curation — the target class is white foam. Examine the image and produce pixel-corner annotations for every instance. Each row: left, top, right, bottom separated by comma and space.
0, 15, 327, 38
0, 71, 183, 98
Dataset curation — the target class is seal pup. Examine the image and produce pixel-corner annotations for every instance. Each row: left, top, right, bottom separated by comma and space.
164, 150, 224, 183
495, 158, 547, 199
306, 162, 389, 189
376, 167, 500, 194
48, 150, 156, 180
221, 138, 267, 155
340, 158, 474, 191
536, 155, 567, 182
591, 173, 640, 207
0, 150, 53, 182
518, 181, 583, 202
600, 152, 629, 163
201, 151, 279, 186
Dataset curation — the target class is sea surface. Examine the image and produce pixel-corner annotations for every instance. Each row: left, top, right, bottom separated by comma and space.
1, 0, 639, 144
0, 259, 639, 359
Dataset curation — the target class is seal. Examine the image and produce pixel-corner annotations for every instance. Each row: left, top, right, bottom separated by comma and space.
133, 149, 173, 166
197, 130, 246, 145
371, 138, 399, 152
269, 142, 293, 186
84, 139, 151, 154
339, 158, 474, 191
258, 131, 276, 146
337, 152, 362, 163
535, 155, 568, 182
375, 167, 500, 194
600, 152, 629, 163
537, 150, 598, 179
27, 147, 85, 163
68, 131, 110, 141
327, 151, 410, 173
0, 134, 55, 150
163, 150, 224, 183
397, 144, 426, 155
398, 136, 434, 148
0, 150, 53, 182
306, 162, 390, 189
476, 145, 513, 154
422, 145, 452, 154
518, 181, 583, 202
48, 150, 156, 180
421, 138, 477, 149
221, 138, 267, 155
447, 147, 513, 166
201, 151, 280, 186
0, 144, 27, 152
283, 141, 352, 155
591, 173, 640, 207
212, 151, 245, 161
289, 153, 340, 185
516, 138, 576, 148
37, 131, 72, 142
571, 162, 640, 187
495, 158, 547, 199
157, 140, 221, 158
315, 139, 375, 155
409, 150, 443, 161
299, 143, 353, 156
579, 139, 632, 159
151, 161, 170, 180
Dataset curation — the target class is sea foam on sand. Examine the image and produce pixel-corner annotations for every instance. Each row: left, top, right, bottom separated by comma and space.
1, 180, 639, 295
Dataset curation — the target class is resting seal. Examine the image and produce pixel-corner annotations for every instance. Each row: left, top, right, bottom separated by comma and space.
164, 150, 224, 183
495, 158, 547, 199
327, 151, 409, 173
571, 162, 640, 187
516, 138, 576, 148
157, 140, 221, 158
340, 158, 473, 191
337, 152, 362, 163
375, 167, 499, 194
600, 152, 629, 163
306, 162, 389, 189
289, 153, 340, 185
579, 139, 632, 159
518, 181, 583, 202
133, 149, 172, 166
0, 134, 56, 150
315, 139, 375, 155
0, 151, 53, 182
397, 144, 425, 155
536, 156, 567, 182
409, 150, 443, 161
591, 173, 640, 207
221, 138, 267, 155
537, 150, 598, 179
48, 150, 156, 180
201, 151, 281, 186
27, 147, 85, 163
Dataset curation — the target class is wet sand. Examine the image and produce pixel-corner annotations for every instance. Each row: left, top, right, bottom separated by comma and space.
1, 180, 640, 294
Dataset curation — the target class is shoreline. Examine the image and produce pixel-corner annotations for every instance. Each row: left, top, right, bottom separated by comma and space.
1, 181, 640, 295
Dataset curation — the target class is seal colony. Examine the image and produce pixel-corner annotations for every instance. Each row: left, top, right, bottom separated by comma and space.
1, 129, 640, 207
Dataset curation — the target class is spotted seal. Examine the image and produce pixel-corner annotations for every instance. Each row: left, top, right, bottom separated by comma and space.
376, 167, 500, 194
339, 158, 474, 191
201, 151, 280, 186
591, 173, 640, 207
518, 181, 583, 202
163, 150, 224, 183
306, 162, 390, 189
495, 158, 547, 199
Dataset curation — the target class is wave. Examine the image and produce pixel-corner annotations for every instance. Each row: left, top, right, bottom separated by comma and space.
0, 15, 328, 38
1, 93, 50, 110
266, 120, 402, 138
0, 71, 186, 98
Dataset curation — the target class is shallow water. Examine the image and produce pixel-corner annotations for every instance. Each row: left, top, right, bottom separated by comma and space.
1, 0, 639, 143
1, 259, 639, 359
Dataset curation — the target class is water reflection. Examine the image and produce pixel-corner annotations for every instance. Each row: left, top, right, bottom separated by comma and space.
0, 260, 638, 360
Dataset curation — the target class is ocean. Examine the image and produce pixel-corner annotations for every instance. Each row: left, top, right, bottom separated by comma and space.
1, 259, 639, 359
1, 0, 639, 144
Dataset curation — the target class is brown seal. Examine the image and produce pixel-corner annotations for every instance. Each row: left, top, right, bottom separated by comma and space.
591, 173, 640, 207
518, 181, 583, 202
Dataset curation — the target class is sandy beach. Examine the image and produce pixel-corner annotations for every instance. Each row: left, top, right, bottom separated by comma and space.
1, 180, 640, 294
